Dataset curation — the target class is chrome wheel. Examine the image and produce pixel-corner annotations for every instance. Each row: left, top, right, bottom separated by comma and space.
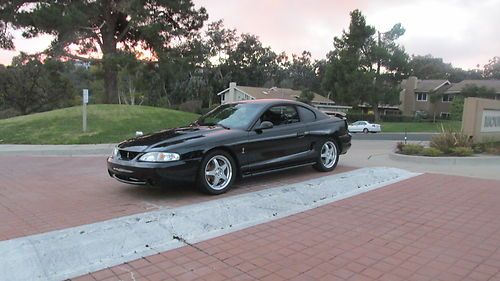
204, 155, 233, 191
321, 141, 337, 169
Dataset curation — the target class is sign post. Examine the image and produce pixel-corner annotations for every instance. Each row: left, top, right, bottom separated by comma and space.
83, 89, 89, 132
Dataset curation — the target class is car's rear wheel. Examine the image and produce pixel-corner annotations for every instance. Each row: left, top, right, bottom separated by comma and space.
198, 150, 236, 195
313, 139, 339, 172
363, 128, 369, 134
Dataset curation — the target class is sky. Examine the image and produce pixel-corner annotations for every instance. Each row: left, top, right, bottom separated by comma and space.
1, 0, 499, 70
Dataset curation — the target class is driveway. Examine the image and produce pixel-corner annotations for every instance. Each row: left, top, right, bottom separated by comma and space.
0, 155, 354, 240
1, 143, 499, 281
72, 173, 500, 281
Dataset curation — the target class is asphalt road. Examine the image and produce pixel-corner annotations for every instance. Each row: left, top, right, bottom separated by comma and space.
350, 132, 437, 141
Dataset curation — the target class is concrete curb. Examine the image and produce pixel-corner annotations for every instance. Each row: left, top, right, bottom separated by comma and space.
389, 151, 500, 165
0, 144, 116, 156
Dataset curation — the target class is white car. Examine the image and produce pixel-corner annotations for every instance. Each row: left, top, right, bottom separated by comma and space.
348, 121, 381, 133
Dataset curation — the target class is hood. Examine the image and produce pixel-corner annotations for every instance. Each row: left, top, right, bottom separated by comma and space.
118, 125, 226, 151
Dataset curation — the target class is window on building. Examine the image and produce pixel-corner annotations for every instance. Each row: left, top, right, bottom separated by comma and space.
440, 112, 450, 119
416, 93, 428, 101
221, 94, 225, 102
442, 94, 453, 102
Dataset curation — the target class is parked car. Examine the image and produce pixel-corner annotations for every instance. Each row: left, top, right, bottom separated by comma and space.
107, 99, 352, 195
348, 120, 381, 133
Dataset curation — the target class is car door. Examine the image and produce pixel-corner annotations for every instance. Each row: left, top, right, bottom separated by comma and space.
349, 121, 360, 132
244, 105, 311, 173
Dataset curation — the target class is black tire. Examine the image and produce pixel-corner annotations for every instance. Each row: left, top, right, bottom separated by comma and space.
363, 128, 369, 134
313, 139, 340, 172
197, 150, 236, 195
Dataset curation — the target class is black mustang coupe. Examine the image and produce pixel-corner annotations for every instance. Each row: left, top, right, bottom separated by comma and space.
107, 99, 351, 194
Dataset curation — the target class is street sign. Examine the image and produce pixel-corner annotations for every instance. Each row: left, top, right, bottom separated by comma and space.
83, 89, 89, 104
83, 89, 88, 132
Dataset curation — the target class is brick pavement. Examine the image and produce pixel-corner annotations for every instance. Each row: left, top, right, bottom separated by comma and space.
72, 174, 500, 281
0, 155, 353, 240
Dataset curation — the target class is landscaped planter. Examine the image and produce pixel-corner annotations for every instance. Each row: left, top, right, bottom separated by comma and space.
389, 152, 500, 165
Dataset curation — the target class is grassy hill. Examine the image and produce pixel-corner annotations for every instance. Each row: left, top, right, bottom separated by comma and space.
0, 105, 199, 144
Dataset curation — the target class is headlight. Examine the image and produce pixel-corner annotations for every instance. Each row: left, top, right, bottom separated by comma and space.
112, 147, 119, 159
139, 152, 180, 162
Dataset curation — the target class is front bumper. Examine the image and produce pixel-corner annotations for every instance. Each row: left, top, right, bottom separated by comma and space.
107, 157, 201, 186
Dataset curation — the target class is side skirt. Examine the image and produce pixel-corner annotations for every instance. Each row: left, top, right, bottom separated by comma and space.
241, 162, 317, 178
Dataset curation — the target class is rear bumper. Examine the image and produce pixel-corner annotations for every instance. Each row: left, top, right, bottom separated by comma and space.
338, 133, 352, 154
107, 157, 201, 186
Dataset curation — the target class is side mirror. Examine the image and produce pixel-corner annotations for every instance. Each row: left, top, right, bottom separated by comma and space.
256, 121, 274, 131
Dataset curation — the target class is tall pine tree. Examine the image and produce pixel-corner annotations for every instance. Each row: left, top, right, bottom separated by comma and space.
0, 0, 207, 103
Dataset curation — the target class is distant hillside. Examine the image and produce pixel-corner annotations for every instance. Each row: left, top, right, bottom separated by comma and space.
0, 105, 199, 144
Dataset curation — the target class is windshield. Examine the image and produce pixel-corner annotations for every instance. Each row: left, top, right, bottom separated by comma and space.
197, 103, 265, 130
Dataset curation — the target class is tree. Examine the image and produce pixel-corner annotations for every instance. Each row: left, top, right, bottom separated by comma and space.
450, 84, 496, 121
409, 55, 483, 82
484, 56, 500, 79
450, 95, 464, 121
0, 0, 207, 103
0, 54, 74, 115
283, 51, 322, 93
223, 34, 282, 87
296, 89, 314, 104
461, 84, 496, 98
322, 10, 409, 121
0, 20, 14, 49
409, 55, 453, 80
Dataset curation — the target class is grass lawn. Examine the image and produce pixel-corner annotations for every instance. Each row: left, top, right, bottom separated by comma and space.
379, 121, 462, 133
0, 104, 199, 144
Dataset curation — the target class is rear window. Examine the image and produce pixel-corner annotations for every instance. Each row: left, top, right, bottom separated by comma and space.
297, 106, 316, 123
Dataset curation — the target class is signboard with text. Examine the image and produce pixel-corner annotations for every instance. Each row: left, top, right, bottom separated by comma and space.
481, 109, 500, 133
83, 89, 89, 104
463, 98, 500, 143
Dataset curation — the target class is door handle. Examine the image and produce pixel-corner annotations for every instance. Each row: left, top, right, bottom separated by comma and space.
297, 131, 306, 138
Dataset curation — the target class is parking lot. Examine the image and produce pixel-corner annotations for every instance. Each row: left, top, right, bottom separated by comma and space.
0, 155, 354, 240
1, 143, 500, 281
70, 173, 500, 281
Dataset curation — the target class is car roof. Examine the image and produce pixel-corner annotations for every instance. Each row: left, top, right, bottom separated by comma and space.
229, 98, 303, 106
224, 99, 332, 121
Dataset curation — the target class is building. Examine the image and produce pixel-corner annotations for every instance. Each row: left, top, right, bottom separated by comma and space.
217, 82, 351, 113
399, 77, 500, 118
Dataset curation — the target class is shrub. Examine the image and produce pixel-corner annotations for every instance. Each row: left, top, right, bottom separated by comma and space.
396, 142, 404, 153
473, 141, 500, 155
450, 147, 474, 156
401, 144, 424, 155
430, 126, 472, 154
421, 147, 444, 157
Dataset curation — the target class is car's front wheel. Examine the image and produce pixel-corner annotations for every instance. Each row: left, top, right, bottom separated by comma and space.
198, 150, 236, 195
363, 128, 369, 134
313, 139, 339, 172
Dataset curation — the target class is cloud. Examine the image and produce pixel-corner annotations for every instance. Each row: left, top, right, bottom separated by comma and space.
1, 0, 498, 70
195, 0, 500, 69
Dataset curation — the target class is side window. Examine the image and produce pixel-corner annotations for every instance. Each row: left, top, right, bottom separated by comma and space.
261, 105, 300, 126
297, 106, 316, 123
